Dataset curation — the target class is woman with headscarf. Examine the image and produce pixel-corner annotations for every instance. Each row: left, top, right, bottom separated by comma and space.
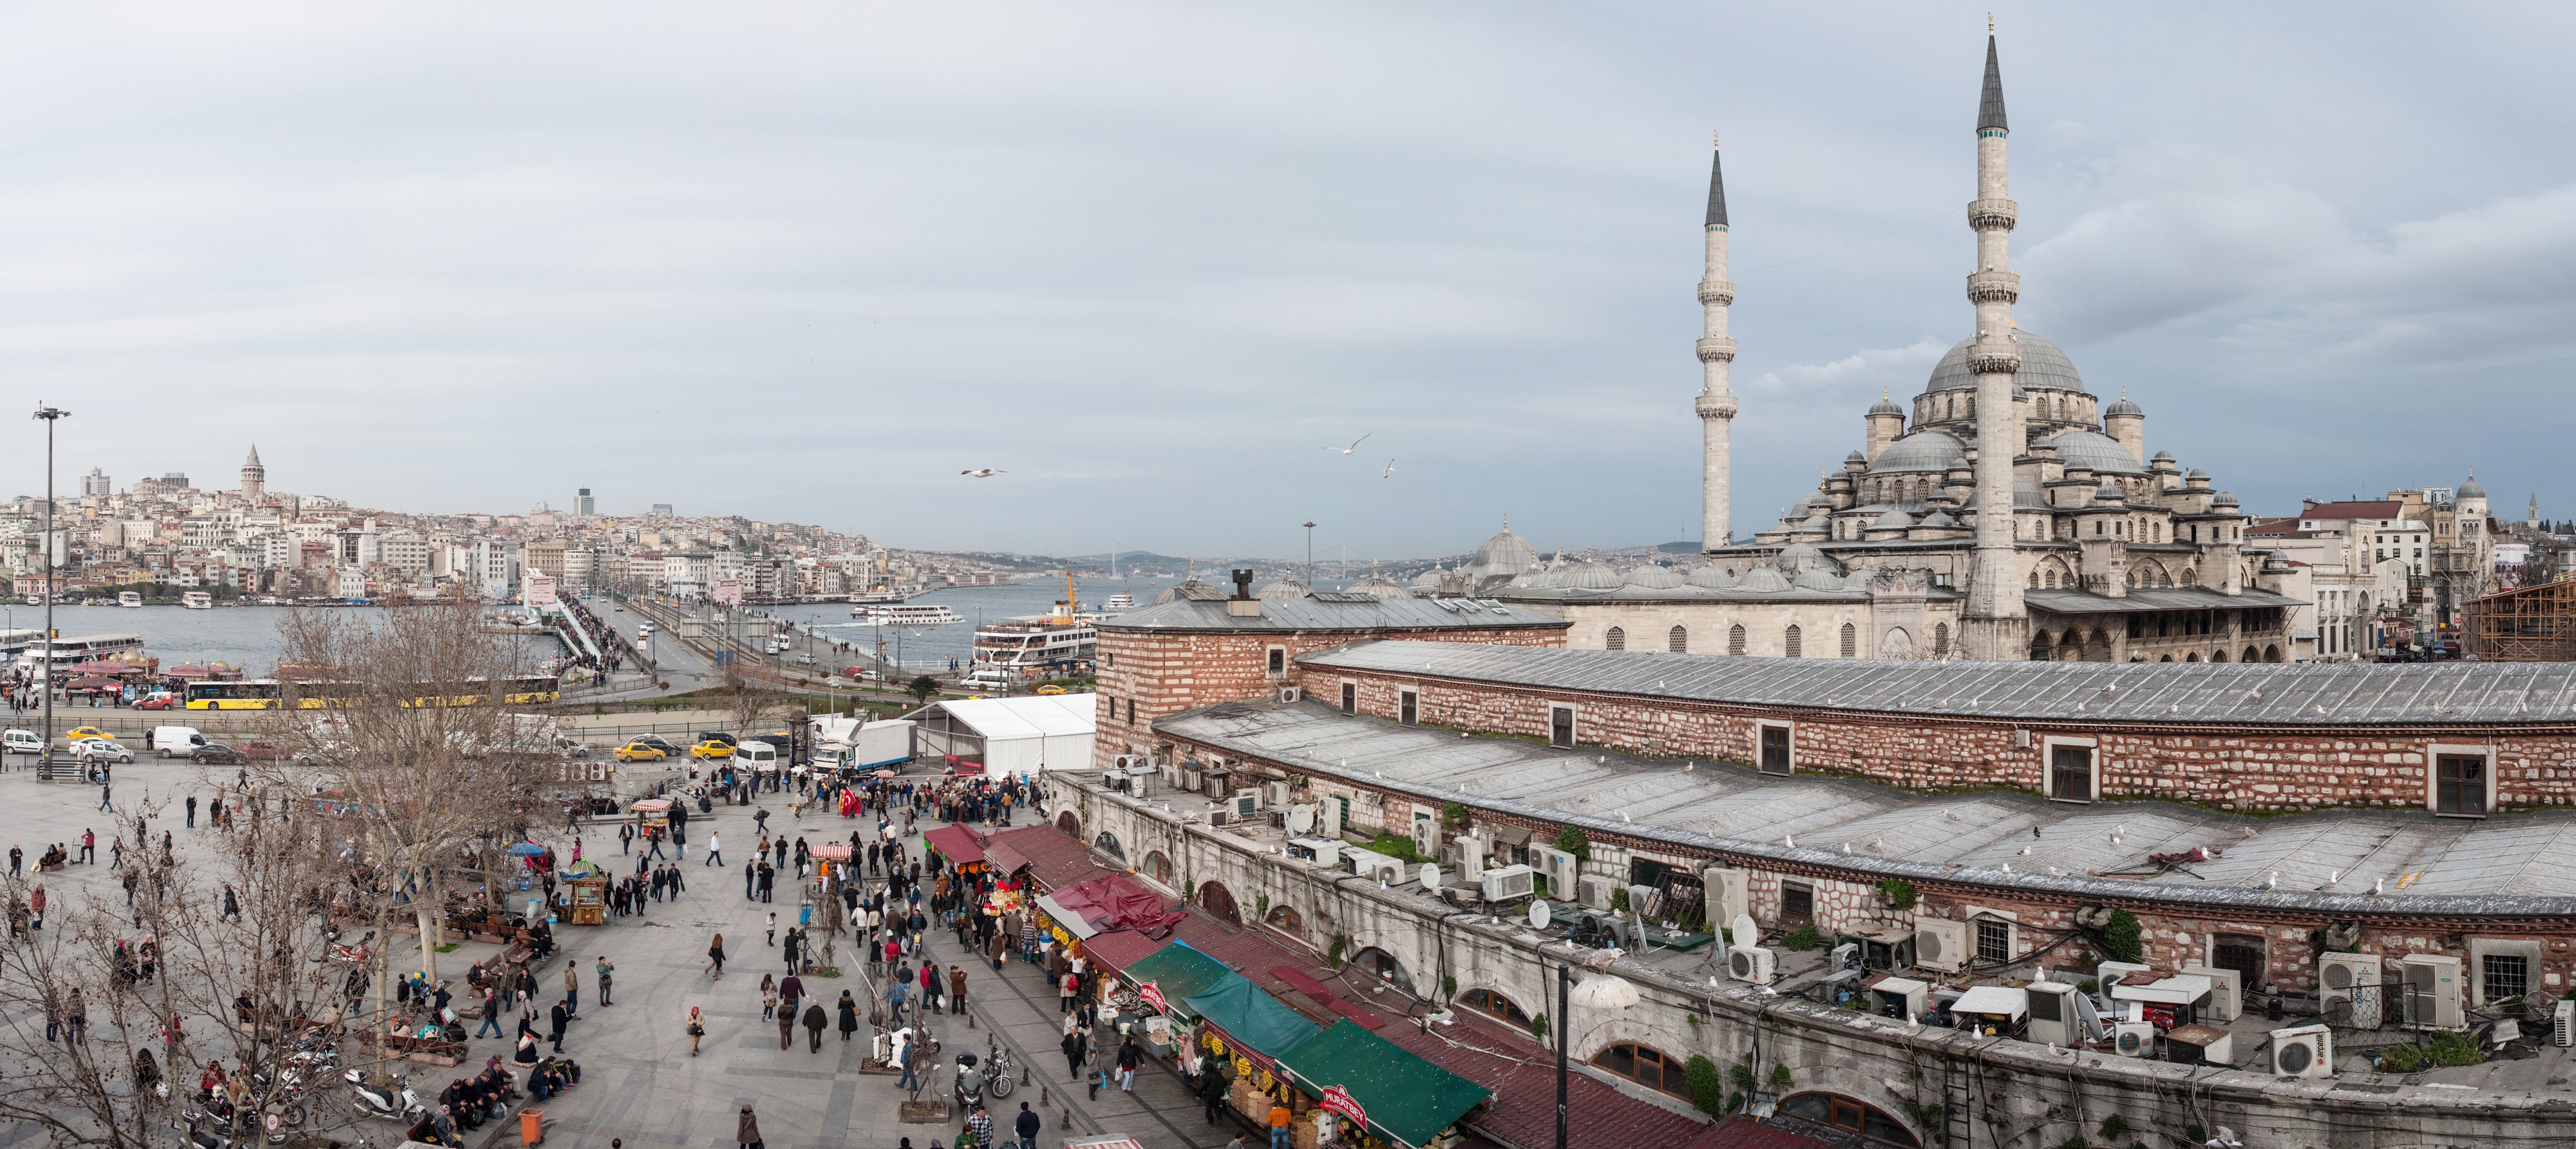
837, 989, 860, 1041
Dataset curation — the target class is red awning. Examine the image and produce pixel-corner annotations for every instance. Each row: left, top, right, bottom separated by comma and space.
1041, 873, 1179, 936
1269, 965, 1386, 1030
922, 823, 987, 865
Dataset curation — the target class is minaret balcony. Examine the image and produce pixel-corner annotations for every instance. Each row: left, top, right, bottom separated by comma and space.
1965, 341, 2022, 375
1695, 393, 1739, 420
1965, 270, 2021, 305
1697, 280, 1736, 307
1967, 198, 2019, 231
1695, 337, 1738, 364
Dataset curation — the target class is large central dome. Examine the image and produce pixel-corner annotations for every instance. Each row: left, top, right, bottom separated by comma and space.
1922, 332, 2086, 395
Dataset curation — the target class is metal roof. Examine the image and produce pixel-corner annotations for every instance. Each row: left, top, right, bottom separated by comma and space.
1099, 596, 1567, 634
1978, 34, 2009, 132
1295, 640, 2576, 727
1156, 699, 2576, 913
1704, 146, 1728, 227
2023, 587, 2306, 615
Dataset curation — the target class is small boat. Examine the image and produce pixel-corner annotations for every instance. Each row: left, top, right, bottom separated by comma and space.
181, 591, 214, 610
117, 591, 144, 609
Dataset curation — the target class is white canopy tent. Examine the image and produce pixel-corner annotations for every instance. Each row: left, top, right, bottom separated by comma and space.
904, 693, 1095, 779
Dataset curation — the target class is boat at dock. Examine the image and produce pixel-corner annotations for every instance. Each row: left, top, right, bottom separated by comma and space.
969, 571, 1097, 674
851, 602, 962, 625
117, 591, 143, 608
182, 591, 214, 610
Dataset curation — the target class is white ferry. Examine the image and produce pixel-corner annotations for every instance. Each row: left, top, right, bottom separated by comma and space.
1099, 592, 1136, 612
117, 591, 144, 608
970, 574, 1097, 671
182, 591, 215, 610
18, 633, 147, 678
847, 586, 928, 605
851, 602, 963, 625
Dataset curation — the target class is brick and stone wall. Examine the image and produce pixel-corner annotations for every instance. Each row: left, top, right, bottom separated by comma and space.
1297, 658, 2576, 814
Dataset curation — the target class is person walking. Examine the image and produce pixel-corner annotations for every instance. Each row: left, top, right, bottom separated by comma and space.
563, 963, 580, 1017
596, 956, 615, 1007
760, 974, 779, 1021
619, 823, 634, 855
736, 1104, 763, 1149
1197, 1061, 1229, 1125
686, 1006, 706, 1058
836, 990, 859, 1041
1060, 1028, 1085, 1084
1014, 1101, 1041, 1149
800, 1000, 827, 1053
706, 830, 722, 867
547, 1000, 569, 1053
707, 933, 727, 979
1116, 1037, 1141, 1093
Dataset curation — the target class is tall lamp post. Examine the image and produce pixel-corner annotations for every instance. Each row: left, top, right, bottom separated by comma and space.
32, 404, 67, 775
1302, 521, 1318, 587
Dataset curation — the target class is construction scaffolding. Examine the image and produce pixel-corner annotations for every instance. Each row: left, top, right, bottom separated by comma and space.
2463, 579, 2576, 661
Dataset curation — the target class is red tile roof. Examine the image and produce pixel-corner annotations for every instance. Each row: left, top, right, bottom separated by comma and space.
1681, 1118, 1833, 1149
922, 823, 988, 865
2301, 500, 2402, 520
985, 824, 1116, 891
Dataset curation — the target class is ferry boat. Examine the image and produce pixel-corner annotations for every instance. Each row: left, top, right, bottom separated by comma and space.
1099, 592, 1136, 612
847, 586, 928, 605
851, 602, 963, 625
182, 591, 214, 610
17, 633, 147, 678
117, 591, 144, 608
969, 573, 1097, 673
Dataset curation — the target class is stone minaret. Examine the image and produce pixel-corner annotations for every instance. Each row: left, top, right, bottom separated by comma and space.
1960, 33, 2029, 658
1696, 134, 1739, 551
240, 443, 266, 502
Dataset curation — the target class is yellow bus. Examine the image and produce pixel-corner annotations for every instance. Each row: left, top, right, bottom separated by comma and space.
187, 674, 560, 710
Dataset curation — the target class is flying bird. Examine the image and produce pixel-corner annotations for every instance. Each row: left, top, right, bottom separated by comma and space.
1381, 459, 1396, 479
960, 468, 1005, 478
1323, 433, 1372, 455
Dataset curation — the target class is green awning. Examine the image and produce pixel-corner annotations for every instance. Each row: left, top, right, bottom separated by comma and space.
1122, 942, 1236, 1018
1276, 1020, 1492, 1149
1181, 976, 1320, 1064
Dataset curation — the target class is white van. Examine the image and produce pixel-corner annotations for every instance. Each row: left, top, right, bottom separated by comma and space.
734, 740, 780, 772
148, 726, 209, 759
2, 729, 41, 755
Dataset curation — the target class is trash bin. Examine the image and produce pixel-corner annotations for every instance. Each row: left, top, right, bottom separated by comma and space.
520, 1107, 544, 1146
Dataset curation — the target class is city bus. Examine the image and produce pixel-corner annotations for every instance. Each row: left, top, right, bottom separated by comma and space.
186, 674, 560, 710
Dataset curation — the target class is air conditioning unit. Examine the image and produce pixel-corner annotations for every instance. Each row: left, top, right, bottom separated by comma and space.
1577, 874, 1620, 910
1480, 864, 1537, 902
2111, 1020, 2156, 1058
2026, 982, 2081, 1047
1915, 919, 1968, 973
1702, 867, 1748, 935
1266, 810, 1287, 829
2179, 964, 2242, 1023
2553, 999, 2573, 1048
1871, 976, 1928, 1022
2269, 1024, 2333, 1078
1231, 790, 1262, 821
1279, 687, 1302, 703
1531, 846, 1580, 900
1106, 774, 1132, 792
1727, 945, 1777, 985
1207, 810, 1231, 828
2398, 954, 2464, 1030
1113, 755, 1135, 770
1265, 781, 1291, 808
2318, 953, 2383, 1030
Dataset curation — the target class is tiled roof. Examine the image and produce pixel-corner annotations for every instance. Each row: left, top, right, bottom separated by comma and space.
984, 824, 1117, 891
2301, 501, 2403, 520
1099, 596, 1566, 634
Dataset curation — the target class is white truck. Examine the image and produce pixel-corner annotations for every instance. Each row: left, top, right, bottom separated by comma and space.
810, 717, 916, 772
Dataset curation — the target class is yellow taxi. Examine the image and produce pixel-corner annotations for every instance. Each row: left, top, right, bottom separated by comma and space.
688, 738, 735, 760
66, 726, 109, 742
614, 741, 670, 763
1034, 685, 1067, 696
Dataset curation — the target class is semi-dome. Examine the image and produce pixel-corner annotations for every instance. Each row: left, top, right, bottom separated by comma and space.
1792, 491, 1831, 515
1255, 574, 1312, 600
1466, 527, 1539, 578
1871, 430, 1969, 473
1344, 573, 1413, 599
1777, 540, 1835, 573
1963, 477, 2051, 512
1738, 565, 1792, 593
1924, 332, 2087, 395
2040, 429, 2145, 475
1871, 507, 1915, 529
1799, 513, 1832, 532
2458, 474, 2486, 500
1624, 564, 1685, 589
1685, 565, 1739, 589
1918, 509, 1960, 529
1562, 558, 1623, 591
1792, 567, 1846, 592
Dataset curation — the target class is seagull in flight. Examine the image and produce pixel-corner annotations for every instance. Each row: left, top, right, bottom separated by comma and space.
1380, 459, 1396, 479
960, 468, 1006, 478
1323, 433, 1371, 455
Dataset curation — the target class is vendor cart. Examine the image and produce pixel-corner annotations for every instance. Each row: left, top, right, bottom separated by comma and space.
563, 860, 609, 926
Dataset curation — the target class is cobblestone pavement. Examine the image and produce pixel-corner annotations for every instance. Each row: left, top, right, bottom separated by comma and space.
0, 761, 1227, 1149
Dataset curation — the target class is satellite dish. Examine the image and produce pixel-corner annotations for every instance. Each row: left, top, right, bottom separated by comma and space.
1419, 864, 1441, 891
1528, 900, 1553, 929
1287, 806, 1315, 835
1730, 913, 1759, 947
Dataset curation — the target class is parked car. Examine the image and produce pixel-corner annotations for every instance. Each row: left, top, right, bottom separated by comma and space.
688, 738, 735, 761
194, 743, 247, 765
630, 735, 681, 755
72, 739, 134, 764
236, 741, 291, 761
2, 729, 42, 755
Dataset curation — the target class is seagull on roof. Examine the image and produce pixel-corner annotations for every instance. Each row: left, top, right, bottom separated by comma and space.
960, 468, 1005, 478
1323, 433, 1372, 455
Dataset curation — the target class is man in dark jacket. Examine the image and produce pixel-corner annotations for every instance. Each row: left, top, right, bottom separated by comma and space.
1197, 1063, 1229, 1125
1015, 1101, 1042, 1149
801, 1001, 829, 1053
548, 1000, 569, 1052
1061, 1029, 1086, 1083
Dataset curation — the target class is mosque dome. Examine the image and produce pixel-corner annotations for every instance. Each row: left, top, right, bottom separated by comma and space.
1345, 573, 1414, 599
2211, 492, 2240, 509
1799, 513, 1832, 533
1845, 450, 1868, 466
2040, 429, 2145, 475
1562, 558, 1624, 591
1624, 564, 1685, 590
1918, 510, 1960, 529
1872, 507, 1915, 529
1792, 567, 1846, 592
1467, 527, 1539, 578
1963, 477, 2051, 512
1870, 393, 1906, 417
2104, 394, 2143, 419
1685, 565, 1739, 589
1923, 332, 2087, 395
2150, 450, 2175, 464
1777, 540, 1835, 573
2458, 474, 2486, 500
1738, 565, 1792, 593
1151, 578, 1219, 605
1792, 491, 1832, 516
2094, 479, 2125, 503
1410, 566, 1446, 589
1871, 430, 1970, 474
1255, 574, 1312, 600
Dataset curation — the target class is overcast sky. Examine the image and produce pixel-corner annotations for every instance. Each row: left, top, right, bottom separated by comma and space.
4, 3, 2571, 560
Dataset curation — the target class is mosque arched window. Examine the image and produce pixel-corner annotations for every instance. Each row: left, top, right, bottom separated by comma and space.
1668, 626, 1689, 654
1840, 623, 1857, 658
1728, 625, 1747, 656
1784, 625, 1803, 658
1604, 626, 1625, 651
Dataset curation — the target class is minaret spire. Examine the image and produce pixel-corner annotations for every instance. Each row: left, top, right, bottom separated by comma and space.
1960, 30, 2029, 657
1696, 131, 1739, 552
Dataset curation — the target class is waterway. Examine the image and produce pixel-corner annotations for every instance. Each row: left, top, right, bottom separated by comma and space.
21, 605, 561, 674
757, 573, 1353, 671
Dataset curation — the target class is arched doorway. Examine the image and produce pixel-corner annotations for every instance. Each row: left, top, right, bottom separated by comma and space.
1881, 627, 1914, 660
2264, 644, 2283, 663
1198, 880, 1240, 926
2244, 646, 2262, 663
2028, 632, 2054, 661
1056, 812, 1081, 838
2208, 650, 2227, 663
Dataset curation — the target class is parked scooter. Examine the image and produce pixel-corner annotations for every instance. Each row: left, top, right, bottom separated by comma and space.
343, 1068, 426, 1122
952, 1052, 985, 1112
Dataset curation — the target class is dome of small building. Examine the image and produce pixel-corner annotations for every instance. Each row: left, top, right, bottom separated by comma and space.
1963, 477, 2051, 512
2150, 450, 2175, 464
1255, 573, 1312, 600
2458, 474, 2486, 500
1799, 513, 1832, 532
1685, 564, 1738, 589
1738, 565, 1792, 593
1151, 578, 1219, 605
1792, 567, 1846, 592
1777, 540, 1835, 573
1845, 450, 1868, 466
2184, 468, 2208, 480
1918, 510, 1960, 529
1410, 565, 1446, 589
2094, 479, 2125, 503
2104, 394, 2143, 419
1624, 564, 1685, 589
2211, 491, 2240, 509
1466, 527, 1539, 579
1871, 430, 1970, 473
1562, 558, 1623, 591
1870, 393, 1906, 417
1923, 332, 2087, 395
2040, 429, 2145, 475
1792, 491, 1831, 515
1344, 573, 1414, 599
1872, 507, 1915, 529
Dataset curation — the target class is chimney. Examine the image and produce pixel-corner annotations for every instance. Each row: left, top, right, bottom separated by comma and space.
1226, 567, 1262, 616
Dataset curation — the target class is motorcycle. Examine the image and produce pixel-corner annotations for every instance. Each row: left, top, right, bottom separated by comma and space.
951, 1052, 984, 1112
343, 1068, 426, 1122
982, 1036, 1016, 1099
325, 931, 375, 966
175, 1110, 236, 1149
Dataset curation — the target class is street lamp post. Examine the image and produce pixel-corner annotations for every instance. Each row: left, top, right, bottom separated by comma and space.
33, 404, 67, 775
1554, 962, 1569, 1149
1302, 521, 1317, 587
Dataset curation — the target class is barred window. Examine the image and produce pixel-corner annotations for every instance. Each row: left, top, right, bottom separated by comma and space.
1728, 624, 1747, 656
1668, 625, 1688, 653
2484, 953, 2530, 1003
1784, 625, 1803, 658
1604, 626, 1624, 651
1840, 622, 1857, 658
1975, 918, 2011, 964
